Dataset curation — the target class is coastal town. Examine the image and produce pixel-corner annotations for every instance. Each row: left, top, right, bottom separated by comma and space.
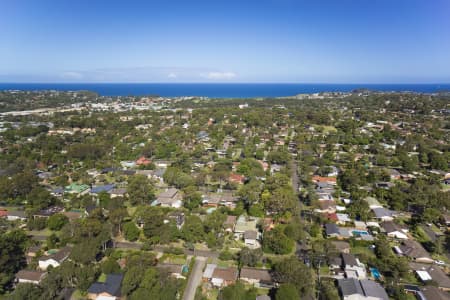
0, 90, 449, 300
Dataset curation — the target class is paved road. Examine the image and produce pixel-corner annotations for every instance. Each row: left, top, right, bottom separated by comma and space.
182, 256, 206, 300
114, 242, 219, 258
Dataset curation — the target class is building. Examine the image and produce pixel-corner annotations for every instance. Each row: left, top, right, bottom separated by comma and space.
243, 230, 259, 248
372, 207, 395, 222
381, 221, 408, 240
154, 188, 182, 208
64, 183, 90, 195
363, 197, 383, 209
342, 253, 367, 279
338, 278, 389, 300
38, 246, 72, 270
399, 240, 433, 264
6, 210, 27, 221
87, 273, 124, 300
410, 262, 450, 291
211, 267, 238, 287
223, 215, 237, 232
234, 215, 259, 240
16, 270, 46, 284
239, 267, 274, 288
326, 223, 341, 238
419, 286, 450, 300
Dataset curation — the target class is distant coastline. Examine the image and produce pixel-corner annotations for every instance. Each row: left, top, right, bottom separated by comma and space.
1, 83, 449, 98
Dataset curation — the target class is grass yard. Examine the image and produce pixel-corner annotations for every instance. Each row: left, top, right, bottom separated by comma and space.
351, 246, 376, 259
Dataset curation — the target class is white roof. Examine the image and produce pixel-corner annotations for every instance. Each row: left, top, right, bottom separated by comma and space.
203, 264, 216, 279
416, 270, 432, 281
354, 221, 367, 229
211, 278, 223, 286
337, 213, 351, 222
336, 205, 346, 211
366, 221, 380, 228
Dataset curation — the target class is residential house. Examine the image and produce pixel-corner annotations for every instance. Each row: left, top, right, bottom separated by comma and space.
7, 210, 27, 221
410, 262, 450, 291
419, 286, 450, 300
90, 184, 115, 195
136, 156, 151, 166
120, 161, 136, 168
387, 168, 401, 180
153, 188, 183, 208
65, 183, 90, 195
38, 246, 72, 270
372, 207, 395, 222
399, 240, 434, 264
16, 270, 46, 285
211, 267, 238, 287
244, 230, 259, 248
203, 264, 217, 282
381, 221, 408, 240
234, 215, 259, 240
33, 206, 64, 219
338, 278, 389, 300
363, 197, 383, 209
316, 200, 337, 214
337, 213, 352, 225
239, 267, 274, 288
331, 241, 351, 254
87, 273, 124, 300
223, 215, 237, 233
325, 223, 340, 238
229, 173, 245, 185
312, 175, 337, 185
109, 188, 127, 198
342, 253, 367, 279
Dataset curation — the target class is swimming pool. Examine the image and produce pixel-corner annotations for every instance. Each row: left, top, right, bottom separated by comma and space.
352, 230, 369, 236
370, 267, 381, 280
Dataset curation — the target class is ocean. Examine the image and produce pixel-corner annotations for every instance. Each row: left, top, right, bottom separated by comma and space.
0, 83, 449, 98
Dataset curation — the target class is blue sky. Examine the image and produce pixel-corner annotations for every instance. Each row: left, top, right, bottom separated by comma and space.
1, 0, 449, 83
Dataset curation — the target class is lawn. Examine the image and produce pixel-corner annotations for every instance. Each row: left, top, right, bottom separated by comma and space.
350, 246, 376, 260
27, 228, 53, 237
160, 253, 187, 265
98, 273, 107, 283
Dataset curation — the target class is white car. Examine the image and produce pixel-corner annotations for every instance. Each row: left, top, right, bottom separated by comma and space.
435, 260, 445, 266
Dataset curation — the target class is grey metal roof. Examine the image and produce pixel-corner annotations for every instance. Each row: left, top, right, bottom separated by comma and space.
87, 273, 124, 296
338, 278, 364, 296
360, 279, 389, 300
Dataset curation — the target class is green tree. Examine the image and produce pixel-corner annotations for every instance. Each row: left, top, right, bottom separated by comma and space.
182, 215, 205, 243
127, 175, 155, 205
273, 256, 316, 297
101, 257, 121, 274
47, 214, 69, 231
276, 283, 300, 300
263, 227, 294, 255
123, 222, 140, 242
239, 247, 263, 267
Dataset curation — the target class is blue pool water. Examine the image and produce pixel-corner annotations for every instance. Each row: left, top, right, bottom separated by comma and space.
352, 230, 369, 236
370, 267, 381, 280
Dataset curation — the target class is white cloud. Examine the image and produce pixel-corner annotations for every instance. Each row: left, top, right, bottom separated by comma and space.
201, 71, 237, 80
60, 71, 83, 80
167, 73, 177, 79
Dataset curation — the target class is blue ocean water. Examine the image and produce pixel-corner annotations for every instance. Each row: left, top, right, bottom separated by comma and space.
0, 83, 449, 98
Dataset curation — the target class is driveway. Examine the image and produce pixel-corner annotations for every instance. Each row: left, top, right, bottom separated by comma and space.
182, 256, 206, 300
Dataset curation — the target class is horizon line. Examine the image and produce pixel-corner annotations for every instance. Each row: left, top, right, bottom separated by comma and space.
1, 82, 450, 85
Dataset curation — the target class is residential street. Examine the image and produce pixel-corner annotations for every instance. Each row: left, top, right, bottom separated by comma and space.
182, 256, 206, 300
